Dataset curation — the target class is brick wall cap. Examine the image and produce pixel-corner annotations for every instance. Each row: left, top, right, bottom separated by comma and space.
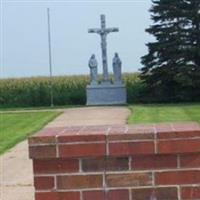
29, 122, 200, 159
29, 122, 200, 144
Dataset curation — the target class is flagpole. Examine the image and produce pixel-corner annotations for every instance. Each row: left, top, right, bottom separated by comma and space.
47, 8, 54, 107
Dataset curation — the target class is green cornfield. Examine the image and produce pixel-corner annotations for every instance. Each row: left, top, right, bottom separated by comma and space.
0, 73, 143, 107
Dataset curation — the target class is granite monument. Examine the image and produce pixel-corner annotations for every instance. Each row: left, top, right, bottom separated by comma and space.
86, 14, 127, 105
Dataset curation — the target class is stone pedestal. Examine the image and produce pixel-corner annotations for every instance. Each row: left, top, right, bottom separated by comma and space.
86, 83, 127, 105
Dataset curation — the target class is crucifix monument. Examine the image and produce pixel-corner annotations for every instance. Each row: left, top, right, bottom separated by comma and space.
88, 14, 119, 83
86, 14, 127, 105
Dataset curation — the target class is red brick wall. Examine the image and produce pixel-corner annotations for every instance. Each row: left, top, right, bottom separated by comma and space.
29, 122, 200, 200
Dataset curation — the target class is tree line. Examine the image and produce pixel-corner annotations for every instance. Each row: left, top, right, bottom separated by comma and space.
140, 0, 200, 102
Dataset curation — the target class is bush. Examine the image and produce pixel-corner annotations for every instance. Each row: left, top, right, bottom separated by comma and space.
0, 73, 143, 107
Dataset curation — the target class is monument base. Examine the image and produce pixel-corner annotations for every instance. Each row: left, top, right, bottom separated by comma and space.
86, 83, 127, 105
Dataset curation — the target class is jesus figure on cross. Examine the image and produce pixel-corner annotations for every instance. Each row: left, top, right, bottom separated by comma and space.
88, 14, 119, 83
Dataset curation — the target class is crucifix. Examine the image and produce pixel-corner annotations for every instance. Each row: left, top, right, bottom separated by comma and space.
88, 14, 119, 83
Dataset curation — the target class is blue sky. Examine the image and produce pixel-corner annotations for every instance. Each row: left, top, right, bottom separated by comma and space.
1, 0, 153, 78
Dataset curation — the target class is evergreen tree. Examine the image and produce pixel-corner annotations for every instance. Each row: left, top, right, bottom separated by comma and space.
141, 0, 200, 102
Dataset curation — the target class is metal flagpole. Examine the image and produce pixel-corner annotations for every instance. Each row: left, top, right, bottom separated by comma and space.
47, 8, 54, 107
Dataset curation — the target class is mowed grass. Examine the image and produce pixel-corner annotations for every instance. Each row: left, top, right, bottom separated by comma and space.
128, 104, 200, 124
0, 104, 81, 111
0, 111, 61, 154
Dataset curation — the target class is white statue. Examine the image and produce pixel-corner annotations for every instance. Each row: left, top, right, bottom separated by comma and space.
113, 52, 122, 84
88, 54, 98, 85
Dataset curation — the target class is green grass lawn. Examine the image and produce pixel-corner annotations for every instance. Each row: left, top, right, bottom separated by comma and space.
1, 103, 200, 154
0, 111, 61, 154
0, 105, 82, 111
128, 103, 200, 124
